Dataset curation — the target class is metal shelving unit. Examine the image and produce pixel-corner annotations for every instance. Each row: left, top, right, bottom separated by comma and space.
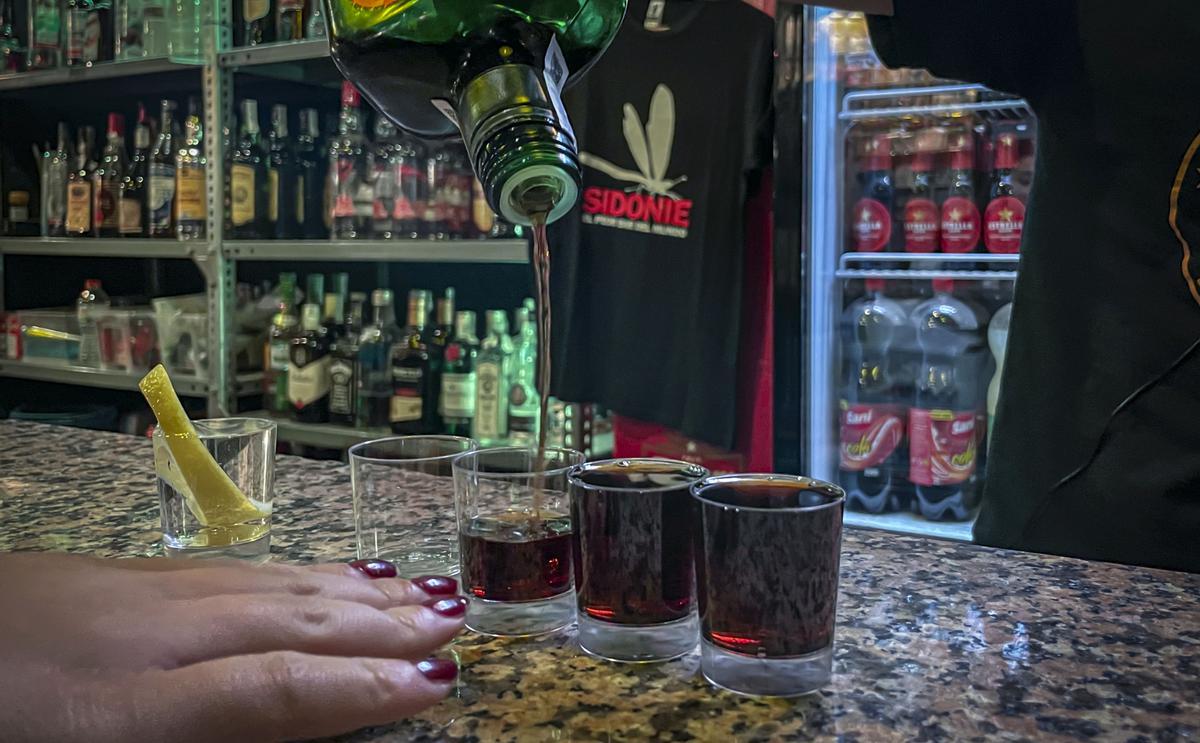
0, 27, 531, 423
246, 410, 387, 449
0, 360, 208, 396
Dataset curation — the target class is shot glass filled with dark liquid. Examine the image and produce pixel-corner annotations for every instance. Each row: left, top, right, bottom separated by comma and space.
453, 446, 584, 636
692, 474, 845, 696
569, 458, 708, 662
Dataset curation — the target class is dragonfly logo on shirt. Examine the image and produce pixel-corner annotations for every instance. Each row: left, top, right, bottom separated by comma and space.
580, 84, 694, 239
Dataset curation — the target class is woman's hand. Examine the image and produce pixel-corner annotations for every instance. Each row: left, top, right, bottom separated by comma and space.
0, 552, 466, 742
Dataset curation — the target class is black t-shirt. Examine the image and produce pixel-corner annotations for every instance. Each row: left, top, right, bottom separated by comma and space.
870, 3, 1200, 572
549, 0, 773, 449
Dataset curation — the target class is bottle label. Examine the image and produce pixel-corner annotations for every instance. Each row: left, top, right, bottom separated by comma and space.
509, 413, 536, 435
328, 357, 356, 416
475, 361, 502, 438
119, 197, 143, 234
83, 8, 101, 61
940, 196, 981, 253
34, 1, 61, 47
332, 157, 356, 217
148, 166, 175, 229
839, 402, 906, 472
176, 167, 206, 221
230, 164, 256, 226
268, 169, 279, 223
851, 198, 891, 252
288, 356, 331, 409
908, 408, 978, 486
97, 183, 118, 229
296, 174, 306, 223
902, 198, 939, 253
440, 372, 476, 418
66, 182, 91, 232
389, 393, 422, 423
984, 196, 1025, 253
244, 0, 269, 22
67, 9, 86, 59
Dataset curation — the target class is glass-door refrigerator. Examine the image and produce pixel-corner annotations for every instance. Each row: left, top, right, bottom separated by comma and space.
793, 7, 1037, 540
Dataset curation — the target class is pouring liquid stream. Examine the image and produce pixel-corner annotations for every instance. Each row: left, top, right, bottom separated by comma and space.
531, 215, 553, 524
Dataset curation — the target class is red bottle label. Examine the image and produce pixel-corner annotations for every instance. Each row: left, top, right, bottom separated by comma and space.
852, 198, 892, 252
393, 197, 417, 220
940, 196, 981, 253
908, 408, 978, 486
984, 195, 1025, 253
839, 402, 906, 471
903, 198, 939, 253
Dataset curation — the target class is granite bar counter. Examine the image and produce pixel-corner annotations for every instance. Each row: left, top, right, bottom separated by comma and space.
0, 420, 1197, 742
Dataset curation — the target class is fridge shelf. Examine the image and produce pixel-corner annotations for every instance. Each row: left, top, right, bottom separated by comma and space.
844, 510, 975, 542
839, 83, 1032, 122
837, 268, 1017, 281
839, 251, 1019, 269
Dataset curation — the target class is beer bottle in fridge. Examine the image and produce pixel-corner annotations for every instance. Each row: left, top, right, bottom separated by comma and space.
850, 133, 893, 254
902, 146, 938, 253
984, 132, 1025, 254
940, 135, 981, 253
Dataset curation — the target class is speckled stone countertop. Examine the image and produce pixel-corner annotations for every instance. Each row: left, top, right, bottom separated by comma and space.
1, 420, 1197, 742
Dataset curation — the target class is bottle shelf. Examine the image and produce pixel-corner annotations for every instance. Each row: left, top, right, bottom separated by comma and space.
836, 251, 1019, 281
217, 40, 331, 69
0, 360, 207, 396
0, 238, 205, 259
244, 409, 388, 450
0, 57, 194, 92
839, 83, 1032, 122
843, 510, 974, 542
223, 239, 529, 263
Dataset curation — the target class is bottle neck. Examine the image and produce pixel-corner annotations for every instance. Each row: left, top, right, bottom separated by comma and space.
323, 293, 343, 324
373, 301, 394, 327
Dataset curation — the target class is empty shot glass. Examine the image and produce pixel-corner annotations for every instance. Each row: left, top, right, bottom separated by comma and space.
453, 446, 585, 636
570, 458, 708, 662
154, 417, 276, 561
692, 474, 845, 696
349, 435, 477, 577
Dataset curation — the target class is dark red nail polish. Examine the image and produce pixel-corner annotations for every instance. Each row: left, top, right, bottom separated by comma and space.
423, 596, 468, 618
413, 575, 458, 596
416, 657, 458, 682
349, 559, 397, 579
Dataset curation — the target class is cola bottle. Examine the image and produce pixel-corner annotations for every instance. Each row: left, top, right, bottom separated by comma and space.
838, 279, 911, 513
908, 279, 986, 521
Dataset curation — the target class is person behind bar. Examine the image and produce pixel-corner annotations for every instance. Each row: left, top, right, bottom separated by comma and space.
0, 553, 465, 740
828, 0, 1199, 572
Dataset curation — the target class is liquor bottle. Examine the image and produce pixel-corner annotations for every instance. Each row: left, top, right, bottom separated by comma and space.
850, 133, 892, 253
295, 107, 326, 238
328, 291, 364, 426
324, 0, 627, 226
147, 99, 176, 237
390, 289, 434, 434
119, 106, 150, 237
329, 81, 365, 240
370, 117, 399, 239
393, 134, 424, 239
288, 302, 331, 423
65, 0, 111, 66
325, 272, 349, 336
0, 0, 19, 72
264, 272, 298, 415
441, 309, 478, 437
276, 0, 302, 42
305, 0, 325, 38
358, 288, 400, 428
984, 132, 1025, 254
940, 134, 981, 254
507, 306, 539, 445
240, 0, 273, 46
141, 0, 167, 57
26, 0, 62, 70
230, 98, 268, 238
76, 278, 110, 367
175, 96, 206, 241
93, 113, 126, 238
473, 309, 512, 445
470, 177, 497, 239
445, 147, 472, 239
44, 123, 70, 237
114, 0, 144, 59
302, 272, 324, 310
266, 103, 298, 239
65, 126, 94, 237
421, 143, 446, 239
428, 287, 454, 430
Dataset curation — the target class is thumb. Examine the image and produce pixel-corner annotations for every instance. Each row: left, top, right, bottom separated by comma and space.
131, 651, 456, 742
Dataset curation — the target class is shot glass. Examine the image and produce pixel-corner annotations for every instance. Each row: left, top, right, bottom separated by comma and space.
154, 417, 276, 561
692, 474, 845, 697
349, 435, 477, 578
569, 458, 708, 662
453, 446, 585, 636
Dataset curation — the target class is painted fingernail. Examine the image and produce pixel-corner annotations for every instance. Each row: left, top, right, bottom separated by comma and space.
423, 596, 468, 618
413, 575, 458, 596
349, 559, 397, 579
416, 657, 458, 682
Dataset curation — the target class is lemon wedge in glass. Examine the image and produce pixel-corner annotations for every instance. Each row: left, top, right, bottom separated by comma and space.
139, 364, 267, 526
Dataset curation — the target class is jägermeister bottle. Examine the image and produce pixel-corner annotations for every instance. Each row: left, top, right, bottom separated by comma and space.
323, 0, 626, 225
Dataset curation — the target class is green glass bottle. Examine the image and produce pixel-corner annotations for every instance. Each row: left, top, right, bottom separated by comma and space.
323, 0, 627, 226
